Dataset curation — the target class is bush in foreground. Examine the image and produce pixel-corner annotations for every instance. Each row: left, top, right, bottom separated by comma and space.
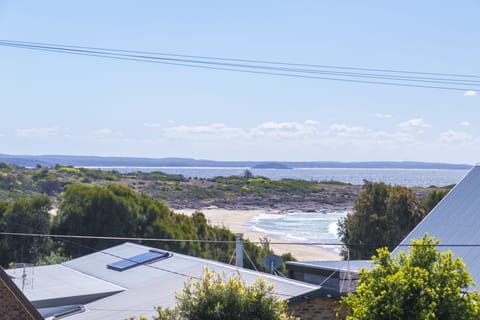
342, 234, 480, 319
133, 267, 298, 320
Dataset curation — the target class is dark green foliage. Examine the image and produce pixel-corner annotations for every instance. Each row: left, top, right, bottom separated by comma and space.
338, 182, 424, 260
36, 178, 63, 195
421, 189, 449, 214
318, 180, 352, 186
132, 171, 187, 182
0, 196, 52, 266
52, 184, 273, 269
53, 184, 141, 256
342, 235, 480, 319
36, 250, 71, 266
243, 169, 254, 178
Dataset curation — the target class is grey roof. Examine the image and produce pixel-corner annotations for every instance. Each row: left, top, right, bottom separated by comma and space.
66, 242, 319, 320
286, 260, 372, 273
9, 242, 319, 320
0, 267, 44, 320
391, 164, 480, 290
6, 265, 124, 309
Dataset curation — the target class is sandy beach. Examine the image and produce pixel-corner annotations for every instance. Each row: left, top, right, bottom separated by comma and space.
178, 208, 341, 261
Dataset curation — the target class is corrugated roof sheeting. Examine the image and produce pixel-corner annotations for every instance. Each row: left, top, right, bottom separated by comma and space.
286, 260, 372, 273
61, 242, 319, 319
5, 265, 125, 308
392, 165, 480, 290
6, 242, 319, 319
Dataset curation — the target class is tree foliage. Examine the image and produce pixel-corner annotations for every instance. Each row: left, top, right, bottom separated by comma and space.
0, 183, 278, 270
421, 189, 450, 214
52, 184, 274, 270
152, 268, 297, 320
342, 235, 480, 320
0, 196, 51, 265
338, 183, 425, 259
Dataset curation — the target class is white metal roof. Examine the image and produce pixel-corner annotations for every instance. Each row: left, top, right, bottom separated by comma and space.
9, 242, 320, 319
392, 165, 480, 290
5, 264, 124, 308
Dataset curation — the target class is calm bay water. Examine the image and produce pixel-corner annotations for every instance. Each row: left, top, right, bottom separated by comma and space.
92, 166, 468, 247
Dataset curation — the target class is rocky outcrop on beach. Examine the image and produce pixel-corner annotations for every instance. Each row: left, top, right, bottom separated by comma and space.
165, 183, 361, 213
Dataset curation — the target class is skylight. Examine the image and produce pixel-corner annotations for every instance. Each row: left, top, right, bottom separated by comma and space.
107, 250, 170, 271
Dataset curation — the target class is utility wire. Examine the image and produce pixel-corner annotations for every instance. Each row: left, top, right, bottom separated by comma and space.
3, 39, 480, 80
39, 235, 300, 299
2, 231, 480, 247
2, 42, 474, 91
4, 41, 480, 86
5, 41, 480, 86
1, 40, 479, 91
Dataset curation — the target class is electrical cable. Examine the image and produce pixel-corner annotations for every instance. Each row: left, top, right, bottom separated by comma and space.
5, 41, 479, 87
4, 41, 480, 86
1, 40, 478, 91
3, 39, 480, 79
55, 236, 300, 299
1, 231, 479, 247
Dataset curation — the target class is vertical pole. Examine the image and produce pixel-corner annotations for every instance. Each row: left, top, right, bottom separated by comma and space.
22, 265, 27, 291
235, 233, 244, 268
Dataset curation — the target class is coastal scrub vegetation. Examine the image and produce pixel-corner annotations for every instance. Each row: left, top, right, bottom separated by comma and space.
342, 235, 480, 319
338, 182, 448, 260
0, 163, 361, 211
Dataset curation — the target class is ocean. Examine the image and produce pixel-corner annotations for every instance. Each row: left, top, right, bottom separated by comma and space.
247, 209, 349, 250
91, 166, 468, 249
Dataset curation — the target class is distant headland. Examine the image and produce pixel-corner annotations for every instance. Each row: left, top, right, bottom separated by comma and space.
0, 154, 471, 170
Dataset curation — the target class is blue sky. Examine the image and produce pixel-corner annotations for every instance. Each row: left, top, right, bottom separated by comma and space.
0, 1, 478, 163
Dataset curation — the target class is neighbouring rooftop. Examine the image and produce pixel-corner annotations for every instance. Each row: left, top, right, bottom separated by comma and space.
7, 242, 321, 320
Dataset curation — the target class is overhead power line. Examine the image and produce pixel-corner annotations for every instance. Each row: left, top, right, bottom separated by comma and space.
3, 39, 480, 80
1, 40, 479, 92
2, 231, 480, 247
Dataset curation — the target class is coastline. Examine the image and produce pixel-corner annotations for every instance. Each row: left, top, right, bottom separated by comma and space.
178, 208, 341, 261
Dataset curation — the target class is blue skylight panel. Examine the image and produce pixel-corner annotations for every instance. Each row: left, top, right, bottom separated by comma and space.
107, 250, 169, 271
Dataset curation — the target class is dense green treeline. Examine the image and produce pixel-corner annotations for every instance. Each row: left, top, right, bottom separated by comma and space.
0, 184, 276, 271
0, 196, 51, 265
338, 182, 449, 260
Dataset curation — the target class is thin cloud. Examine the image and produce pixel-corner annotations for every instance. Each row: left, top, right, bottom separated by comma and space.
164, 123, 245, 139
460, 121, 472, 127
397, 118, 432, 131
252, 121, 319, 139
91, 128, 123, 137
326, 123, 414, 143
464, 90, 477, 97
144, 123, 162, 128
440, 130, 473, 143
16, 127, 59, 138
375, 113, 393, 119
164, 121, 320, 141
327, 123, 372, 137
